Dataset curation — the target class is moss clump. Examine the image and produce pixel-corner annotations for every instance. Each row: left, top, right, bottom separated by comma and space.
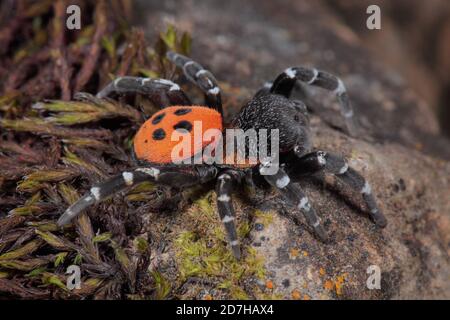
0, 0, 192, 298
173, 192, 267, 299
151, 271, 172, 300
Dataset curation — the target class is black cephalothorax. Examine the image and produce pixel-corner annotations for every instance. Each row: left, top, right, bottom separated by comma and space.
57, 51, 387, 260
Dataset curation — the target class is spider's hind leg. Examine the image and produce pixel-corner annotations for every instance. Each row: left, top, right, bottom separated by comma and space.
286, 151, 387, 227
260, 165, 328, 241
268, 67, 356, 135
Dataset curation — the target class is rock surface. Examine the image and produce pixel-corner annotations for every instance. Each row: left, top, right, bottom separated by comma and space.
135, 0, 450, 299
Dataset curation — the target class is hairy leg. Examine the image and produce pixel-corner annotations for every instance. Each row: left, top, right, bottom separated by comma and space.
58, 165, 217, 226
167, 51, 223, 115
215, 171, 242, 259
286, 151, 387, 227
96, 76, 191, 108
268, 67, 356, 135
260, 164, 327, 241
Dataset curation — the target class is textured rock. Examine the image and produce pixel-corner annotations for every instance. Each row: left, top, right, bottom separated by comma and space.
135, 0, 450, 299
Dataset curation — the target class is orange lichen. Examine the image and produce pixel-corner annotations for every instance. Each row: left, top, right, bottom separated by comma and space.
203, 294, 213, 300
302, 251, 308, 257
323, 274, 348, 295
323, 280, 334, 291
265, 280, 274, 290
319, 267, 326, 276
291, 289, 301, 300
289, 248, 299, 259
303, 294, 311, 300
335, 282, 343, 295
335, 274, 347, 296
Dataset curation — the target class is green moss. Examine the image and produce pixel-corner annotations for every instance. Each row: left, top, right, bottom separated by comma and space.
173, 192, 267, 299
134, 237, 149, 254
9, 192, 43, 216
41, 273, 67, 291
254, 209, 274, 228
54, 252, 68, 267
151, 271, 172, 300
92, 232, 112, 243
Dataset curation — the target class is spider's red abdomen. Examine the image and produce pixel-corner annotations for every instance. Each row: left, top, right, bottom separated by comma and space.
133, 106, 223, 164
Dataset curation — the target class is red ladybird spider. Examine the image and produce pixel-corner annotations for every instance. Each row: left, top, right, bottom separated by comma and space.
57, 51, 387, 259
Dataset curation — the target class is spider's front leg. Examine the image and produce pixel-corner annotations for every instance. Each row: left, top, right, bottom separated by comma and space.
96, 76, 191, 108
57, 166, 217, 226
286, 151, 387, 227
215, 171, 243, 259
259, 164, 328, 241
167, 51, 223, 115
268, 67, 356, 135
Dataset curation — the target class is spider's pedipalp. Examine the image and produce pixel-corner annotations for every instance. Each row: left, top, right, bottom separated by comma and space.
96, 76, 191, 108
286, 151, 387, 228
215, 172, 241, 259
261, 166, 328, 241
268, 66, 356, 135
167, 51, 223, 115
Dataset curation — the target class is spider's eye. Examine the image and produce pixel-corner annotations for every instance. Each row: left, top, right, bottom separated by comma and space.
294, 115, 300, 122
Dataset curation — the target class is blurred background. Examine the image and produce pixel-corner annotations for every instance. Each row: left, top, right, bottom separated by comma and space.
326, 0, 450, 138
134, 0, 450, 137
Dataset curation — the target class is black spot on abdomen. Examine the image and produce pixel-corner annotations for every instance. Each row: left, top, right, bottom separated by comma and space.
173, 120, 193, 132
152, 112, 166, 125
152, 128, 166, 140
174, 108, 192, 116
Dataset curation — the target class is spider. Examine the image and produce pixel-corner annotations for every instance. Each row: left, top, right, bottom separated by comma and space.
57, 51, 387, 259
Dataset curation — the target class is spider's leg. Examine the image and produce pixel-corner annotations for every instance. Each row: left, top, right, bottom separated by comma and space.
253, 81, 273, 98
286, 151, 387, 227
96, 76, 191, 108
269, 67, 356, 135
57, 165, 217, 226
260, 165, 327, 241
215, 172, 241, 259
167, 51, 223, 115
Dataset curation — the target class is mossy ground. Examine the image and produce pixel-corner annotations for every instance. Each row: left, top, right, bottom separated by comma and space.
142, 188, 284, 300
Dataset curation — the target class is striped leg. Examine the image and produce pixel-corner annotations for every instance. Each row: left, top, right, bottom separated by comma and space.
96, 76, 191, 108
167, 51, 223, 115
269, 67, 356, 135
57, 166, 217, 226
286, 151, 387, 227
253, 81, 273, 98
215, 172, 241, 259
260, 165, 327, 241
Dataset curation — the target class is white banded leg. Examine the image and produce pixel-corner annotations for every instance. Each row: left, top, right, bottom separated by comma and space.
96, 76, 191, 108
269, 67, 356, 135
215, 172, 241, 259
166, 51, 223, 115
57, 166, 217, 227
287, 151, 387, 227
260, 165, 327, 241
337, 166, 387, 227
57, 169, 153, 226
